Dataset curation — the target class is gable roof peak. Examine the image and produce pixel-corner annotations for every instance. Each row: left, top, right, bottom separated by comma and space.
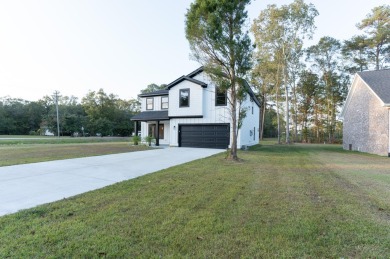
187, 66, 204, 78
166, 75, 207, 90
357, 69, 390, 104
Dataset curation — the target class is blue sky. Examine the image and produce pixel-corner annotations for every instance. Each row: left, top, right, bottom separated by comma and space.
0, 0, 388, 101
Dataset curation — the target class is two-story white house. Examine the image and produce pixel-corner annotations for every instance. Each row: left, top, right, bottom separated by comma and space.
131, 67, 260, 149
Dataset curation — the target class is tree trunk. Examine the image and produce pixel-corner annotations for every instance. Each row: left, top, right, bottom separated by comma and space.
260, 101, 266, 140
284, 67, 290, 144
292, 81, 298, 142
314, 101, 319, 143
259, 94, 266, 141
376, 45, 380, 70
276, 93, 281, 145
228, 78, 239, 161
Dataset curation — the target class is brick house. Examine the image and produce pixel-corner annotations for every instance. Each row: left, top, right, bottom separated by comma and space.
341, 69, 390, 156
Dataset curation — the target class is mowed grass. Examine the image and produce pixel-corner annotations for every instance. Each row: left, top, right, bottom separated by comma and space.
0, 138, 149, 166
0, 135, 131, 145
0, 142, 389, 257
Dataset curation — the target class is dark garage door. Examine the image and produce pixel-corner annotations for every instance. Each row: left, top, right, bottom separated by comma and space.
179, 124, 230, 149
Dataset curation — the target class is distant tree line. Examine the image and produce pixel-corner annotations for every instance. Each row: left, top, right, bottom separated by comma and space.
183, 0, 388, 155
251, 2, 389, 143
0, 89, 140, 136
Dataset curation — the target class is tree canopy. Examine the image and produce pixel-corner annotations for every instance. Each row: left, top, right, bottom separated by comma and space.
252, 0, 318, 143
185, 0, 253, 160
343, 5, 390, 71
0, 90, 139, 137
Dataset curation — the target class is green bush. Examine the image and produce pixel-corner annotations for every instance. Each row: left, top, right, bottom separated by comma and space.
132, 135, 141, 145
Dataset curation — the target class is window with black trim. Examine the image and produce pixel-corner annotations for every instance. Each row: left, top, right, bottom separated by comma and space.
215, 87, 227, 106
146, 98, 153, 110
179, 89, 190, 107
161, 96, 168, 109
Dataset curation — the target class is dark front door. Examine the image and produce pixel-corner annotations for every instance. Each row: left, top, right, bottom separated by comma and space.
179, 124, 230, 149
148, 124, 156, 137
148, 124, 164, 139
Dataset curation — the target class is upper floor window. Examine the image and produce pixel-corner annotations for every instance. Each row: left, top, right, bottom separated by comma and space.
161, 96, 169, 109
146, 98, 153, 110
179, 89, 190, 107
215, 87, 227, 106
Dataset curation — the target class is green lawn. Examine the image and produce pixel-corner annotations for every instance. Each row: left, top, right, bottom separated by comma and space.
0, 136, 148, 166
0, 135, 131, 145
0, 142, 389, 257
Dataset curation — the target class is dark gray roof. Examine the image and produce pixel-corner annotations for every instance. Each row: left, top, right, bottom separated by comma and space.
187, 66, 204, 78
131, 110, 169, 121
137, 66, 260, 108
358, 69, 390, 104
167, 75, 207, 89
138, 90, 169, 97
186, 66, 261, 106
242, 80, 261, 107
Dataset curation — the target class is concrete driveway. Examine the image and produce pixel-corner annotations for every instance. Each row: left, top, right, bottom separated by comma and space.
0, 147, 224, 217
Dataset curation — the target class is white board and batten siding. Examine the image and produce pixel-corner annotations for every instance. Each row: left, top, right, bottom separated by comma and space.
237, 94, 260, 147
169, 75, 231, 146
195, 72, 260, 147
141, 95, 166, 111
140, 94, 170, 145
168, 80, 203, 117
168, 73, 259, 147
137, 69, 260, 148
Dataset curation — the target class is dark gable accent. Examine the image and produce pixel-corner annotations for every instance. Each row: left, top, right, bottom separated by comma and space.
242, 80, 261, 107
187, 66, 261, 107
187, 66, 204, 78
167, 76, 207, 90
131, 110, 169, 121
137, 66, 260, 108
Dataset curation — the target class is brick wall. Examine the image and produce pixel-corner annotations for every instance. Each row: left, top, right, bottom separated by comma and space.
343, 77, 389, 156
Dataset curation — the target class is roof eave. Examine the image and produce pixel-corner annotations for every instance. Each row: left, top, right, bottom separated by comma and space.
340, 74, 360, 118
138, 90, 169, 98
167, 76, 207, 90
138, 93, 169, 98
187, 66, 204, 78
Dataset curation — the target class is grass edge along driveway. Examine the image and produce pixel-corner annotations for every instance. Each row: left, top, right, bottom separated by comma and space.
0, 142, 149, 167
0, 142, 389, 257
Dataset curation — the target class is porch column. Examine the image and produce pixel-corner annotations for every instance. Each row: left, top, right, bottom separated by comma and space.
134, 121, 139, 136
156, 121, 160, 146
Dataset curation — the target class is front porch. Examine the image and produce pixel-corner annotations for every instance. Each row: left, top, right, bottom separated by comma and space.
141, 121, 170, 146
131, 110, 170, 146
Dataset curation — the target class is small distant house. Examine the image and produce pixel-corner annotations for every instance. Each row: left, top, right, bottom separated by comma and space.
131, 67, 260, 149
341, 69, 390, 156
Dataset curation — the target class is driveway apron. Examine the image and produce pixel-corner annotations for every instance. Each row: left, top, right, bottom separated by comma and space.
0, 147, 223, 216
